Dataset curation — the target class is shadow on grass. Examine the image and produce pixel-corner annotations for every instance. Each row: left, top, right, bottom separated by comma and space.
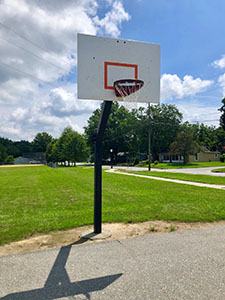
1, 241, 122, 300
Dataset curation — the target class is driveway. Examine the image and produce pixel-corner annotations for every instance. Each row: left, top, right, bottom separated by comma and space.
1, 225, 225, 299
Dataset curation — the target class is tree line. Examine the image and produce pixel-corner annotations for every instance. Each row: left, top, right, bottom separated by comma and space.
0, 100, 225, 164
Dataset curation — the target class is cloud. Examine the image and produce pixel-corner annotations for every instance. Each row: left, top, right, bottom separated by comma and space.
160, 74, 213, 101
2, 82, 101, 141
93, 1, 130, 37
212, 55, 225, 69
0, 0, 130, 140
176, 100, 220, 127
47, 86, 99, 117
218, 73, 225, 96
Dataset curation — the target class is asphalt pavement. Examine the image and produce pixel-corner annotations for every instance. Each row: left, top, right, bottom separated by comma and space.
1, 225, 225, 299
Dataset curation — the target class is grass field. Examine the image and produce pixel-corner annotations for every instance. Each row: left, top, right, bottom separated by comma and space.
137, 162, 225, 169
212, 168, 225, 173
129, 171, 225, 185
0, 165, 225, 246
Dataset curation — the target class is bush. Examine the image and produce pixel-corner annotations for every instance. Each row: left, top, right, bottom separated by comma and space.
220, 154, 225, 162
154, 160, 159, 165
5, 155, 14, 164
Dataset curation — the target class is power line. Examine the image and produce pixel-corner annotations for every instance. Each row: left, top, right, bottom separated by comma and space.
0, 34, 69, 72
0, 60, 56, 87
0, 21, 71, 66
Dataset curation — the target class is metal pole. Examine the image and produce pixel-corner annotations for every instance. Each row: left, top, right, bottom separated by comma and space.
94, 101, 112, 233
148, 103, 151, 171
110, 149, 113, 169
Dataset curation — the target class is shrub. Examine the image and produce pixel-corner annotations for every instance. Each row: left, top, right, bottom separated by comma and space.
154, 160, 159, 165
220, 154, 225, 162
5, 155, 14, 164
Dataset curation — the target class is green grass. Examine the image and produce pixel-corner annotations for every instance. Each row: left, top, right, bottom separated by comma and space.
137, 162, 225, 169
0, 165, 225, 246
129, 171, 225, 185
212, 168, 225, 173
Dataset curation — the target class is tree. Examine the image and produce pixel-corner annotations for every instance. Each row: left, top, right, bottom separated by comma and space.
219, 98, 225, 130
32, 132, 53, 152
46, 139, 57, 162
142, 104, 183, 160
214, 127, 225, 152
46, 126, 89, 164
170, 132, 199, 164
84, 102, 138, 162
84, 102, 183, 162
181, 122, 218, 151
0, 144, 7, 163
63, 131, 89, 165
14, 140, 32, 155
5, 155, 15, 164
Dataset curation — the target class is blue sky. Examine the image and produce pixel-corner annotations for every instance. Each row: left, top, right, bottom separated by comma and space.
0, 0, 224, 141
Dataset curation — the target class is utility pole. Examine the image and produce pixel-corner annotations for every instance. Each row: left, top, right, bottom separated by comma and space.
148, 103, 151, 171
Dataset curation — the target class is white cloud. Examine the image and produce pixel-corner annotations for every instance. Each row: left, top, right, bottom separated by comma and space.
218, 73, 225, 96
176, 101, 220, 127
2, 82, 101, 141
93, 1, 130, 37
161, 74, 213, 101
0, 0, 130, 140
212, 55, 225, 69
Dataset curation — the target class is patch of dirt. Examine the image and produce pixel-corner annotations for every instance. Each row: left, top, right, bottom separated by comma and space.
1, 220, 225, 256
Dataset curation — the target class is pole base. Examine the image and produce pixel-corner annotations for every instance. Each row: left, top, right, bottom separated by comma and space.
80, 229, 112, 240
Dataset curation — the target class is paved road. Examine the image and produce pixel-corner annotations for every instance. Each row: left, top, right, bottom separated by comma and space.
1, 225, 225, 299
113, 166, 225, 176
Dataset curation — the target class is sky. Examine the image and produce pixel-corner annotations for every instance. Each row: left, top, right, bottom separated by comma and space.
0, 0, 225, 141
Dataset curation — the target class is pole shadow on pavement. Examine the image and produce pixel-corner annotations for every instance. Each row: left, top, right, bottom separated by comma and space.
1, 244, 122, 300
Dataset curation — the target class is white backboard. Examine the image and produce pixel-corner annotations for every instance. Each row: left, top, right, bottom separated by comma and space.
77, 33, 160, 103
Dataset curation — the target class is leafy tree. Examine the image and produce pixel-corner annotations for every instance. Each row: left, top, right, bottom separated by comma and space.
46, 126, 89, 164
14, 140, 32, 155
145, 104, 183, 160
214, 127, 225, 152
32, 132, 53, 152
0, 137, 20, 157
84, 102, 138, 161
5, 155, 15, 164
219, 98, 225, 130
0, 144, 7, 163
170, 132, 199, 164
181, 122, 216, 150
84, 103, 183, 162
46, 139, 57, 162
63, 131, 89, 165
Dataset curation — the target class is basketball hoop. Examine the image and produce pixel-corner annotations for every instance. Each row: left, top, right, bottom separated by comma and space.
113, 79, 144, 110
114, 79, 144, 97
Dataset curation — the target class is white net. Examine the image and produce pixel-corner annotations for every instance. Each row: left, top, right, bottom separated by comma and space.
114, 79, 144, 110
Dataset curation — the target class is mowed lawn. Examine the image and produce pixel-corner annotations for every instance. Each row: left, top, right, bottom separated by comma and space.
130, 171, 225, 185
0, 165, 225, 246
138, 162, 225, 169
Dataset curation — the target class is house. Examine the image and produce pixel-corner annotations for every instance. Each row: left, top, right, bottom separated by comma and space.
14, 156, 31, 165
159, 146, 220, 163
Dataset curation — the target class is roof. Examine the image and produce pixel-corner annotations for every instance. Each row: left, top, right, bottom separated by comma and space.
200, 146, 220, 154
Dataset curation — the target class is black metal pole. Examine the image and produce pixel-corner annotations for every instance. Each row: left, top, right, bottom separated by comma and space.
94, 101, 112, 233
94, 140, 102, 233
148, 103, 151, 171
